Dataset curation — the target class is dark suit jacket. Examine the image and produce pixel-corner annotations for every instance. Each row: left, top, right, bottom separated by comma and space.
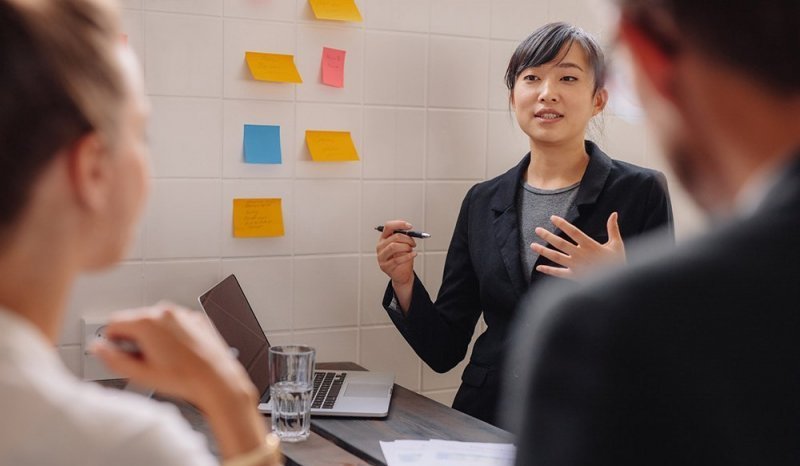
383, 141, 674, 426
506, 153, 800, 465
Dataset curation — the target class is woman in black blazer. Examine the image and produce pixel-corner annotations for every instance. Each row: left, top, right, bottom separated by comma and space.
375, 23, 674, 426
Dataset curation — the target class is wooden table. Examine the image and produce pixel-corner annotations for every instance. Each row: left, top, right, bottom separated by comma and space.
111, 362, 513, 465
311, 362, 513, 465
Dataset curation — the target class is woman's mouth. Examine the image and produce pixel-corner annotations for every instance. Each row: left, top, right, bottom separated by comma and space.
535, 110, 564, 121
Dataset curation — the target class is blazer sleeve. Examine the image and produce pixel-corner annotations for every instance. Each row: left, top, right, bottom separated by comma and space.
382, 186, 483, 373
641, 171, 675, 241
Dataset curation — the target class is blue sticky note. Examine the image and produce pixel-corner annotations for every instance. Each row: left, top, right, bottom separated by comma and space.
243, 124, 282, 164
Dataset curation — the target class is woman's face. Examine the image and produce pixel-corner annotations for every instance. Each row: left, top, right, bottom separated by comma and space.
511, 42, 606, 148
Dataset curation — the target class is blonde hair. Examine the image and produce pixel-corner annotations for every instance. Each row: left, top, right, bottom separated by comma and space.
0, 0, 124, 228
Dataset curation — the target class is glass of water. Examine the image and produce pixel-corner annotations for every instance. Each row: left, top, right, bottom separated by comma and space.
268, 345, 315, 442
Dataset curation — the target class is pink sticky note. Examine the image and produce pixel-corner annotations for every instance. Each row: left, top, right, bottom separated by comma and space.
321, 47, 346, 88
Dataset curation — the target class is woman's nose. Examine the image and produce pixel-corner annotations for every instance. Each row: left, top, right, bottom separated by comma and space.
538, 80, 559, 102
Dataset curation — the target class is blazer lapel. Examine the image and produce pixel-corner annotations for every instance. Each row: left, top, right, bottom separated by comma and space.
562, 141, 613, 227
491, 154, 531, 298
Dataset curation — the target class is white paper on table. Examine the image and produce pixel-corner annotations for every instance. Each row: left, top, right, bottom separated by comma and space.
380, 439, 515, 466
380, 440, 430, 465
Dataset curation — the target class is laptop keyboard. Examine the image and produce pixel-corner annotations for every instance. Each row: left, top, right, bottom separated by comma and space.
311, 371, 346, 409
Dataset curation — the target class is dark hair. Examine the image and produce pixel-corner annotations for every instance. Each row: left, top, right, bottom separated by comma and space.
618, 0, 799, 92
505, 22, 606, 95
0, 0, 123, 231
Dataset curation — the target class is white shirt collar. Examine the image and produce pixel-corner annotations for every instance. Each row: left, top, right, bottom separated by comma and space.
0, 307, 63, 374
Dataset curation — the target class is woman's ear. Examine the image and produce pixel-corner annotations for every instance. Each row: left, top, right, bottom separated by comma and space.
65, 132, 112, 212
592, 88, 608, 115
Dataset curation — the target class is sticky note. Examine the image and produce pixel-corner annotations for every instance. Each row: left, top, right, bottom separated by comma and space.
321, 47, 346, 88
233, 198, 285, 238
243, 124, 281, 164
305, 130, 359, 162
245, 51, 303, 83
308, 0, 362, 22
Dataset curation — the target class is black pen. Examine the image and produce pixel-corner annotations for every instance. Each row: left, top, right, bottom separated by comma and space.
375, 225, 431, 239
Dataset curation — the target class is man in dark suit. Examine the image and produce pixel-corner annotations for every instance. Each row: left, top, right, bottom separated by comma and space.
504, 0, 800, 464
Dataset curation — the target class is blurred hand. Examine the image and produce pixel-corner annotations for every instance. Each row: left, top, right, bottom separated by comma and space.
92, 303, 252, 409
92, 304, 278, 463
532, 212, 626, 280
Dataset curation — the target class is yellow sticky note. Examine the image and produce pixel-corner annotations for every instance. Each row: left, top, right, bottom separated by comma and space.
245, 52, 303, 83
308, 0, 362, 22
305, 130, 359, 162
233, 198, 285, 238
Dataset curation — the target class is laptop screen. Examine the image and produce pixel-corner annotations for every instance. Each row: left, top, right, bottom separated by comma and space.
198, 274, 271, 396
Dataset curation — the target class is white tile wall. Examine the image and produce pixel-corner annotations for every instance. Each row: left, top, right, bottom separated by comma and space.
361, 327, 421, 390
364, 32, 427, 106
426, 110, 487, 180
144, 13, 223, 97
58, 1, 704, 402
487, 111, 530, 178
144, 179, 223, 259
222, 258, 294, 332
362, 0, 429, 33
428, 36, 490, 109
143, 260, 221, 308
143, 0, 223, 16
293, 256, 359, 329
430, 0, 491, 38
490, 0, 549, 41
363, 108, 426, 179
223, 0, 297, 22
149, 96, 223, 178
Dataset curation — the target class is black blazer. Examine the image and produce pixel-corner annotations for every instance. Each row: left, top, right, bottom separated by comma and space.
506, 153, 800, 465
383, 141, 674, 426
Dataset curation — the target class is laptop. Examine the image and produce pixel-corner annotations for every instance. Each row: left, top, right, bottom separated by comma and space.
198, 274, 394, 417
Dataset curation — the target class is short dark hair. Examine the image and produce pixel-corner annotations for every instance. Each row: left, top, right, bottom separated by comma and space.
618, 0, 799, 92
505, 22, 606, 95
0, 0, 123, 232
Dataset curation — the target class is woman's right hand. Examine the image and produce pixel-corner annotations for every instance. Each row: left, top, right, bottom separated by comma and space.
376, 220, 418, 311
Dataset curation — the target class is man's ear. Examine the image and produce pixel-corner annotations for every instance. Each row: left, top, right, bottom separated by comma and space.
65, 133, 112, 212
618, 15, 676, 103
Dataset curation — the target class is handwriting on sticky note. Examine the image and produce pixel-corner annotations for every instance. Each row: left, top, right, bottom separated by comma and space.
321, 47, 346, 88
245, 52, 303, 83
233, 198, 285, 238
308, 0, 362, 22
244, 124, 282, 164
305, 130, 359, 162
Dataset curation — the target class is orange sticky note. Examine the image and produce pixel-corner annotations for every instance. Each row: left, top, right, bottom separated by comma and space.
308, 0, 362, 22
232, 198, 285, 238
305, 130, 359, 162
245, 51, 303, 83
321, 47, 346, 88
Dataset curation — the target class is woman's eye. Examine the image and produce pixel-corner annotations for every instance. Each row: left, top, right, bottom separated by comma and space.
523, 75, 540, 81
561, 76, 578, 82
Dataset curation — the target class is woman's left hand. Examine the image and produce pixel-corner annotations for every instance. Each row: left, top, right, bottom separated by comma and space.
531, 212, 626, 280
